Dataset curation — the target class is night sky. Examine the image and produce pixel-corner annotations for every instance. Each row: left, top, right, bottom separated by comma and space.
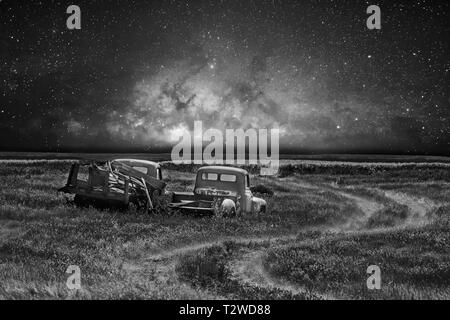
1, 0, 449, 155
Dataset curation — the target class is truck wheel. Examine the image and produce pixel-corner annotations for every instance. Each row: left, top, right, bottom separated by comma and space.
74, 194, 89, 207
260, 204, 266, 214
220, 199, 236, 218
227, 207, 236, 218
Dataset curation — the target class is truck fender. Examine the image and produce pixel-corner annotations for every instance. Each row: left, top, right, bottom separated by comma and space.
252, 197, 267, 214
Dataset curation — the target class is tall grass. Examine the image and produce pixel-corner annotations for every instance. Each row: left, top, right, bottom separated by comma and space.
264, 219, 450, 299
0, 160, 448, 299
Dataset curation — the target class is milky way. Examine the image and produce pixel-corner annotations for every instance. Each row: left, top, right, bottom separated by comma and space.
0, 0, 449, 154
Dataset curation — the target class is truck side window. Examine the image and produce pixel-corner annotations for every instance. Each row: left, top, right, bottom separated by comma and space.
246, 175, 250, 188
132, 166, 148, 174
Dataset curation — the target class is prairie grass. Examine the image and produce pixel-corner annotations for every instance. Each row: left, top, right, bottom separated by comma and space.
263, 209, 450, 299
0, 159, 449, 299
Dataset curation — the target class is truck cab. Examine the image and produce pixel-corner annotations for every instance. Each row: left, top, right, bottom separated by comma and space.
111, 159, 163, 181
59, 159, 165, 210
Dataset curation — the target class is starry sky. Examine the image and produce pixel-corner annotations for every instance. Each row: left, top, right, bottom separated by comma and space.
0, 0, 449, 155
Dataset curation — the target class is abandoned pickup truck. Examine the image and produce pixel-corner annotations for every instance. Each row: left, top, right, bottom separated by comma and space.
169, 166, 267, 217
59, 159, 165, 211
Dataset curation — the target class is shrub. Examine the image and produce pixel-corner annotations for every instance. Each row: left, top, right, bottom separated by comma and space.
250, 184, 274, 196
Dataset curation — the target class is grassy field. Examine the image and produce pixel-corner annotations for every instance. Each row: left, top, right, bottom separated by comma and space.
0, 158, 449, 299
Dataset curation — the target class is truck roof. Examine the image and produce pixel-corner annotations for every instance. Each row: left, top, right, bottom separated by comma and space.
198, 166, 248, 175
112, 159, 161, 168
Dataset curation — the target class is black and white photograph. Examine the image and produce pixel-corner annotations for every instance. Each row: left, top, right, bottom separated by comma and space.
0, 0, 449, 306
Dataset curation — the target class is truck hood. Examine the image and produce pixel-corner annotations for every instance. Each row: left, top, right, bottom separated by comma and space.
195, 187, 237, 197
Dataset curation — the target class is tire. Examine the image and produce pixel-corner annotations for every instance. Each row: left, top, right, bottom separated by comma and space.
73, 194, 85, 207
260, 204, 266, 214
219, 199, 236, 218
226, 207, 236, 218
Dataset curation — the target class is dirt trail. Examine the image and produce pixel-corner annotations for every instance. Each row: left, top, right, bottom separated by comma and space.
223, 186, 444, 300
137, 182, 383, 262
220, 180, 386, 298
286, 179, 384, 230
124, 179, 440, 300
144, 235, 300, 262
229, 249, 334, 300
124, 179, 385, 299
124, 179, 387, 299
381, 190, 439, 225
333, 190, 384, 230
121, 234, 299, 297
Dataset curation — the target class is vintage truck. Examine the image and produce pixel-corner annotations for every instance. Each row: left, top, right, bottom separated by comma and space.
169, 166, 267, 216
58, 159, 166, 210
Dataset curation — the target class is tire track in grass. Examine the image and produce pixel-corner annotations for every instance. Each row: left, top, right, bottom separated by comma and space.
124, 179, 386, 299
196, 181, 441, 298
121, 235, 301, 299
222, 180, 385, 300
222, 181, 445, 300
228, 249, 334, 300
124, 179, 442, 299
123, 179, 387, 299
284, 179, 385, 230
144, 235, 300, 262
332, 190, 384, 231
379, 189, 440, 225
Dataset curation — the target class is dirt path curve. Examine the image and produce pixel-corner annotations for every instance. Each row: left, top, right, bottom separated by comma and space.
122, 179, 386, 299
333, 190, 384, 230
121, 235, 302, 299
144, 235, 300, 262
222, 180, 388, 300
380, 190, 439, 225
286, 179, 384, 230
228, 249, 334, 300
124, 179, 440, 299
141, 178, 385, 261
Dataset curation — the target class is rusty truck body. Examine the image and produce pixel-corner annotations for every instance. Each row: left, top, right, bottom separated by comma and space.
169, 166, 267, 216
59, 159, 165, 210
